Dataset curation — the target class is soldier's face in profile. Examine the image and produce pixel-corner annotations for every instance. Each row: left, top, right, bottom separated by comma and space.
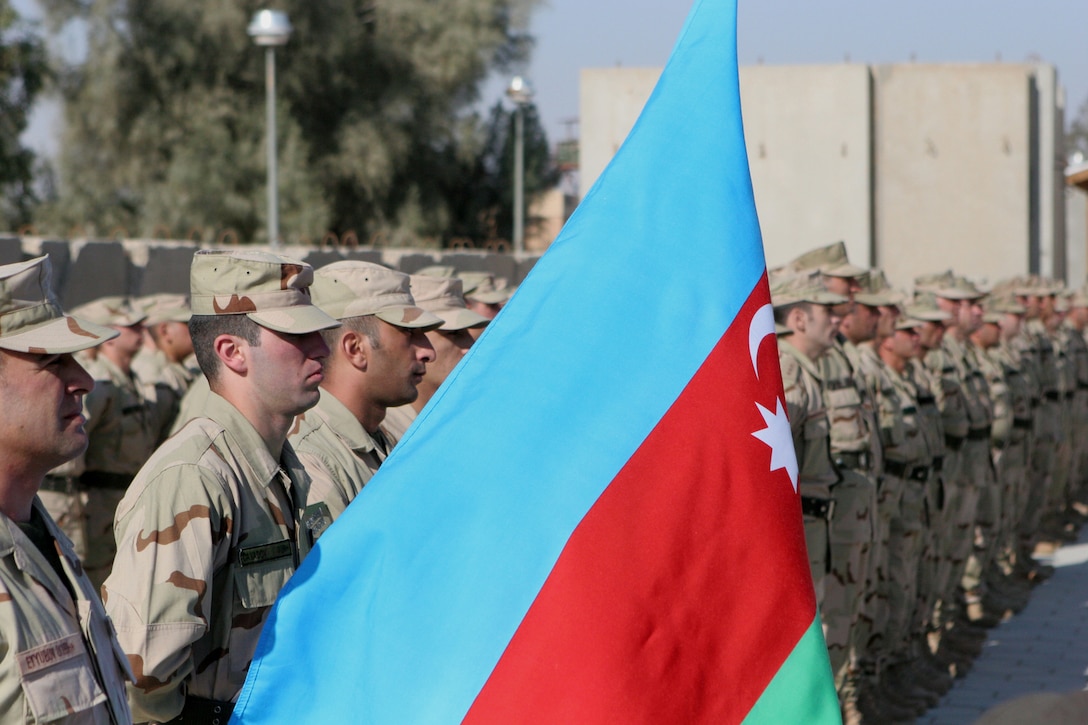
891, 327, 921, 359
366, 321, 436, 408
0, 350, 94, 472
422, 327, 475, 391
248, 327, 329, 418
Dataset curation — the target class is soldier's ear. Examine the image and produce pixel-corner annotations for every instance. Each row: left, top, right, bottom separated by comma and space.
215, 334, 249, 375
339, 329, 369, 371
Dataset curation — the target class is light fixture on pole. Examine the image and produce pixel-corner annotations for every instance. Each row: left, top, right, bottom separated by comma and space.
506, 75, 533, 255
247, 9, 293, 248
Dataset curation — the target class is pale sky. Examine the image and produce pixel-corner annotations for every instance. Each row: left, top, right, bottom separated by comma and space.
16, 0, 1088, 159
506, 0, 1088, 146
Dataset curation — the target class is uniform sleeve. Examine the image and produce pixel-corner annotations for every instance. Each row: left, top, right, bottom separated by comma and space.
296, 447, 352, 522
779, 355, 808, 456
103, 463, 233, 723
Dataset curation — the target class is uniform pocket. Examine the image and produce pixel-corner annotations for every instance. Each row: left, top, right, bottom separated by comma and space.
229, 552, 295, 681
18, 632, 106, 722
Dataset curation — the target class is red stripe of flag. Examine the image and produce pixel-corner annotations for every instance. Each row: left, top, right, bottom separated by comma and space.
464, 276, 814, 724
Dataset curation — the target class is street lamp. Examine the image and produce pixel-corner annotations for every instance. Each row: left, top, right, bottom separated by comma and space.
247, 9, 293, 248
506, 76, 533, 254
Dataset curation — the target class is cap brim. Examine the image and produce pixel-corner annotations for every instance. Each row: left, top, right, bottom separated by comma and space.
0, 315, 119, 354
248, 305, 341, 334
823, 262, 868, 279
431, 307, 491, 331
856, 291, 903, 307
374, 306, 444, 330
467, 290, 509, 304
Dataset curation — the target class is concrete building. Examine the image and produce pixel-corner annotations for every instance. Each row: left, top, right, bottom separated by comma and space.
581, 63, 1067, 289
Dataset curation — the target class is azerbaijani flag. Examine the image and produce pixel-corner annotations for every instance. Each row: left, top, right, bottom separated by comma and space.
232, 0, 839, 721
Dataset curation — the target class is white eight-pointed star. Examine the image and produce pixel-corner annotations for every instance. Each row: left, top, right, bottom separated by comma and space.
752, 398, 799, 492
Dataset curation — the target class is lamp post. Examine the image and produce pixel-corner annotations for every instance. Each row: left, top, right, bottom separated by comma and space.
247, 9, 292, 248
506, 76, 533, 254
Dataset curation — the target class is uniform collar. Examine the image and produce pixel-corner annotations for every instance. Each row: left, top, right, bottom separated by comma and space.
307, 390, 381, 456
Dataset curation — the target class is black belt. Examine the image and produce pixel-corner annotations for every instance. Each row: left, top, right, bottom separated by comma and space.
1065, 391, 1075, 400
886, 460, 930, 481
932, 456, 943, 473
966, 426, 991, 441
800, 496, 833, 519
1013, 418, 1033, 430
945, 434, 965, 451
834, 451, 869, 470
917, 394, 936, 405
165, 696, 234, 724
80, 471, 134, 491
40, 476, 75, 494
1045, 391, 1061, 402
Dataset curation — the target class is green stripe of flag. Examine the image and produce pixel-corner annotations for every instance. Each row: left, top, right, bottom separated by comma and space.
742, 615, 841, 724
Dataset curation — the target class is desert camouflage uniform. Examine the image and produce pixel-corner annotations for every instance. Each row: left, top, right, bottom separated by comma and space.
1050, 324, 1077, 511
1022, 319, 1058, 536
854, 344, 905, 661
132, 348, 199, 441
779, 342, 838, 606
381, 404, 417, 442
290, 390, 396, 523
878, 361, 932, 664
104, 392, 318, 723
168, 374, 211, 438
79, 355, 166, 591
987, 336, 1034, 577
1065, 319, 1088, 499
818, 341, 878, 685
0, 499, 132, 725
906, 361, 946, 642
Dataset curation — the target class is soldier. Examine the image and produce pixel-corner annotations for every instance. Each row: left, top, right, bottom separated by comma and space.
874, 312, 948, 710
0, 256, 133, 724
782, 243, 880, 719
917, 272, 995, 658
383, 274, 490, 440
132, 293, 197, 437
1013, 278, 1062, 552
104, 250, 340, 723
771, 272, 846, 606
973, 296, 1033, 616
1064, 288, 1088, 511
458, 271, 509, 339
291, 262, 441, 523
65, 296, 166, 590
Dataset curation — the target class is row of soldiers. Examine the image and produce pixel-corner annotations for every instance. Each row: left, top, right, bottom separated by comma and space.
771, 242, 1088, 723
0, 250, 512, 723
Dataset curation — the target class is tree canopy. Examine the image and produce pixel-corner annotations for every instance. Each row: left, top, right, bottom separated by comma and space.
34, 0, 542, 245
0, 0, 48, 229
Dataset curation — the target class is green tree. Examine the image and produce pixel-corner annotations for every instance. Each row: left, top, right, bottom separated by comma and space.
445, 99, 557, 246
0, 1, 48, 229
35, 0, 537, 244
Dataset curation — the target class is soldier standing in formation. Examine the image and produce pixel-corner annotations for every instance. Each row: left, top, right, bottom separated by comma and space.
0, 256, 133, 724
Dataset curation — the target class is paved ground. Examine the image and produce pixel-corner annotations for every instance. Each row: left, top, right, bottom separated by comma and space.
918, 527, 1088, 724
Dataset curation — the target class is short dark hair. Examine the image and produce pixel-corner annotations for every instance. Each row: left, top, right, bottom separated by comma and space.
320, 315, 382, 353
772, 301, 813, 328
189, 314, 262, 384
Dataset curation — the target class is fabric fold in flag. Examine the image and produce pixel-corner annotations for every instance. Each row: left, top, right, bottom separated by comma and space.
232, 0, 839, 722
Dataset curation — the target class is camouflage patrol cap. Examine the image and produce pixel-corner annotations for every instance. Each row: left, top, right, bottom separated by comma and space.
895, 315, 925, 331
786, 241, 867, 279
139, 293, 192, 325
1069, 287, 1088, 309
983, 295, 1026, 316
0, 256, 118, 354
458, 271, 510, 304
904, 297, 953, 323
312, 261, 442, 329
855, 269, 903, 307
189, 249, 339, 334
414, 264, 457, 278
770, 271, 849, 308
914, 270, 984, 301
408, 275, 490, 331
69, 296, 147, 328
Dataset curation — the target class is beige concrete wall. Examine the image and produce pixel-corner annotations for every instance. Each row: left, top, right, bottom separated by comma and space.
580, 62, 1066, 291
873, 64, 1033, 289
741, 65, 872, 269
581, 65, 874, 270
1068, 187, 1088, 285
